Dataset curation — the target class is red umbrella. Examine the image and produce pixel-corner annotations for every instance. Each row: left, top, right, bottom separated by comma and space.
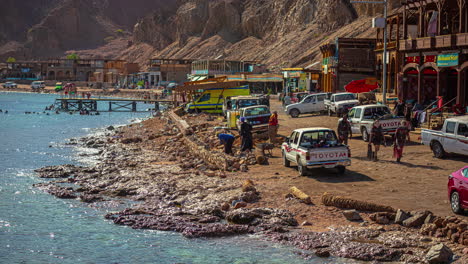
344, 78, 379, 93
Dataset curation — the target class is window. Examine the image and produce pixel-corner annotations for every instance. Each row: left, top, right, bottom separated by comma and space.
335, 94, 356, 102
316, 94, 326, 101
363, 107, 390, 119
198, 93, 211, 103
463, 168, 468, 178
293, 132, 300, 145
303, 97, 312, 103
446, 122, 456, 134
354, 108, 362, 119
244, 107, 270, 116
299, 130, 338, 148
457, 123, 468, 137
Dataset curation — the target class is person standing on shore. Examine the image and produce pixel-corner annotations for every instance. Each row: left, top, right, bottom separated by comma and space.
268, 111, 278, 143
218, 133, 235, 155
240, 117, 253, 152
283, 93, 291, 106
337, 115, 352, 145
393, 120, 411, 163
369, 120, 384, 161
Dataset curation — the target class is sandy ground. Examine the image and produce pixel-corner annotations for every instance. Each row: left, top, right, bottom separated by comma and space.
244, 99, 467, 230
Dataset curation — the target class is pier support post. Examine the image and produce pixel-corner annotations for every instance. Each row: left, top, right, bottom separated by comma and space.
155, 102, 160, 111
109, 102, 112, 112
132, 101, 137, 112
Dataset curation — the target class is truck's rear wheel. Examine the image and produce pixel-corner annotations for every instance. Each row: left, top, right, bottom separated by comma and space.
290, 109, 300, 118
282, 151, 291, 167
361, 127, 369, 142
337, 165, 346, 174
297, 159, 308, 176
432, 141, 446, 159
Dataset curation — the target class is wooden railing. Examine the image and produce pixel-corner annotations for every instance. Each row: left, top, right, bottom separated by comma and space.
435, 35, 455, 48
399, 39, 415, 51
415, 37, 435, 50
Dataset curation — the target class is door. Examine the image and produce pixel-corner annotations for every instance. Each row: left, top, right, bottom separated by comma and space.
286, 132, 300, 160
300, 95, 316, 113
459, 167, 468, 207
455, 122, 468, 155
315, 94, 327, 111
348, 108, 362, 134
443, 121, 458, 153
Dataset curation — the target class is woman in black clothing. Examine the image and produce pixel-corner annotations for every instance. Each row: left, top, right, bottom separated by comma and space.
369, 120, 385, 161
240, 117, 253, 152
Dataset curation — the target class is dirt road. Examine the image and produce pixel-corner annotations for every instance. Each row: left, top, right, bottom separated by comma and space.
246, 98, 466, 225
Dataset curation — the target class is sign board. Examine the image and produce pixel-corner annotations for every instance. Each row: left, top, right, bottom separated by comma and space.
372, 17, 385, 28
437, 53, 459, 67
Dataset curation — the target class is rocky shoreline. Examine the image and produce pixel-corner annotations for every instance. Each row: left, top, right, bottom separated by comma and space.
33, 111, 467, 263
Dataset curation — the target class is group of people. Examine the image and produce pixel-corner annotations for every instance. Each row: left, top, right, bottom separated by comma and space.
337, 115, 411, 163
0, 109, 8, 114
217, 117, 253, 155
217, 111, 279, 155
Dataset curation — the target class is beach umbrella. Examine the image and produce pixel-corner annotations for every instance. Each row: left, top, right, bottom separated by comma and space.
344, 78, 379, 93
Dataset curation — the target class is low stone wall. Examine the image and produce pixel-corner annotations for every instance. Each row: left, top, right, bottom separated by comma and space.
168, 110, 236, 171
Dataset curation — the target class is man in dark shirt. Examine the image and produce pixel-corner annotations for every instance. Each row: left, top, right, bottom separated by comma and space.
218, 133, 235, 154
337, 115, 352, 145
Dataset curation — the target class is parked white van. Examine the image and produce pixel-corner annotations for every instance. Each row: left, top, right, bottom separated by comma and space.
284, 93, 328, 118
31, 81, 45, 91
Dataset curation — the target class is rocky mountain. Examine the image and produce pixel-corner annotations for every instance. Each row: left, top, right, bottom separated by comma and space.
0, 0, 402, 69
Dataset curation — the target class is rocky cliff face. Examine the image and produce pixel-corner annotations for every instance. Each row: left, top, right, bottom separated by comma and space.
128, 0, 361, 69
0, 0, 174, 59
0, 0, 397, 68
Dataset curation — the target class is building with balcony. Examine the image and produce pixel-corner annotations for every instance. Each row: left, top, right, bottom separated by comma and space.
320, 38, 376, 93
389, 0, 468, 106
190, 60, 263, 81
1, 58, 131, 84
149, 58, 193, 86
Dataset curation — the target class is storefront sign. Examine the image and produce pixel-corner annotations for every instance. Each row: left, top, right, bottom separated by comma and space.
437, 53, 459, 67
405, 56, 420, 64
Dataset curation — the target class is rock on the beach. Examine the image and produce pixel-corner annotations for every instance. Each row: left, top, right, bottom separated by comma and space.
395, 209, 410, 224
403, 211, 429, 228
234, 201, 247, 209
315, 249, 330, 258
343, 210, 362, 221
34, 164, 82, 178
34, 183, 77, 199
425, 244, 453, 264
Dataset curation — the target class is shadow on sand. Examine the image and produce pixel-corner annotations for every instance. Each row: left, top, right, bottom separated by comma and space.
351, 156, 444, 170
295, 166, 376, 183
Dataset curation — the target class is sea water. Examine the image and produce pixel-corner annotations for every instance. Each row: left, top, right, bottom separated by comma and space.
0, 92, 352, 264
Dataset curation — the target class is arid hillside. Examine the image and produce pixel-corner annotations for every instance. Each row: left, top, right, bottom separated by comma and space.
0, 0, 401, 70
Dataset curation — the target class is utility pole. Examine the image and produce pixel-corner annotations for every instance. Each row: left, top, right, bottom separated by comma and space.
350, 0, 388, 105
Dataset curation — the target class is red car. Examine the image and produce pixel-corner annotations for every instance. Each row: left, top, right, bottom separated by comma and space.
448, 166, 468, 214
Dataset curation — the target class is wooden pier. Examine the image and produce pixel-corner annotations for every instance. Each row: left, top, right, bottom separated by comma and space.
54, 98, 174, 112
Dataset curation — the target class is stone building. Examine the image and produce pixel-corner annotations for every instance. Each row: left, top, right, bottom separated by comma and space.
320, 38, 376, 93
388, 0, 468, 106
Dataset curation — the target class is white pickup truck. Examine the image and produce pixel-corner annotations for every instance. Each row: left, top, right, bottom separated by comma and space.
227, 105, 271, 132
342, 104, 405, 142
281, 128, 351, 176
421, 116, 468, 158
324, 92, 359, 117
284, 93, 328, 118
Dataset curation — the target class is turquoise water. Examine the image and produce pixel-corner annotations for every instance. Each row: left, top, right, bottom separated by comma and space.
0, 92, 350, 264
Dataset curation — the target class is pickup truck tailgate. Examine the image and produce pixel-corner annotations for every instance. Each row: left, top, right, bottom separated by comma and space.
380, 118, 404, 133
308, 147, 349, 162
